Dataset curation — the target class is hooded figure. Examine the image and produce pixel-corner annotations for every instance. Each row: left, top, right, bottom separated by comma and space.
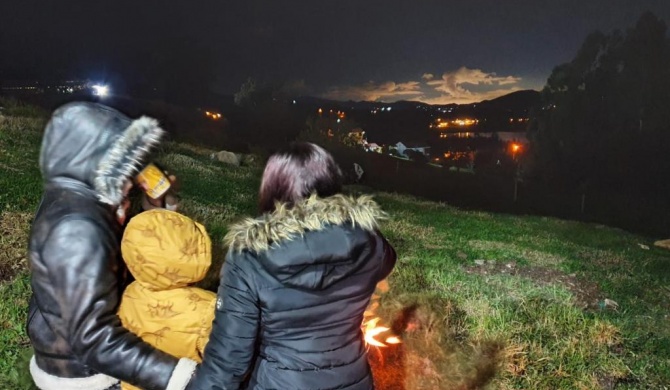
118, 209, 216, 390
187, 143, 396, 390
27, 102, 196, 390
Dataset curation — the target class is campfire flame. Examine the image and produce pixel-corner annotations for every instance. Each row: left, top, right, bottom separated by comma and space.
364, 317, 390, 347
362, 279, 401, 348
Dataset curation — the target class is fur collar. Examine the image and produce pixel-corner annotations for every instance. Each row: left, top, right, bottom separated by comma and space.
224, 194, 387, 253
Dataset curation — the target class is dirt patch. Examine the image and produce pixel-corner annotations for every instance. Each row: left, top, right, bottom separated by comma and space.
463, 261, 604, 310
596, 372, 637, 390
0, 211, 32, 282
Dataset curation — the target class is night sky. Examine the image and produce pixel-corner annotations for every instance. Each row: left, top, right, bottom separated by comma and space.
2, 0, 670, 104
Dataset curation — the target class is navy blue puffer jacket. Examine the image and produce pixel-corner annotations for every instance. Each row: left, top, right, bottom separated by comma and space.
188, 194, 396, 390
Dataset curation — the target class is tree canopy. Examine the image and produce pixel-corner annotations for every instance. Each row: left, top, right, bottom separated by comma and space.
529, 12, 670, 192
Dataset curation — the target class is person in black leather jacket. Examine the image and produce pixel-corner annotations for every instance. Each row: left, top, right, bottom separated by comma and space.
27, 102, 197, 390
187, 142, 397, 390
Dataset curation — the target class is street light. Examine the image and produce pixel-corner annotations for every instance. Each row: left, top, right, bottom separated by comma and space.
511, 143, 520, 160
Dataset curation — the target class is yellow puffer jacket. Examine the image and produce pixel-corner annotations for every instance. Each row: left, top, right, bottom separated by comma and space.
118, 209, 216, 390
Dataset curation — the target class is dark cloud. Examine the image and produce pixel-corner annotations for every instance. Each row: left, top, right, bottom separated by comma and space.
1, 0, 669, 103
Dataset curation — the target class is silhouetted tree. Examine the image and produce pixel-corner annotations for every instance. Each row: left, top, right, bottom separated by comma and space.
529, 12, 670, 193
233, 77, 285, 109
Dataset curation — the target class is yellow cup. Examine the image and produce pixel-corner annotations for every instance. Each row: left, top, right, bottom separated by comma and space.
136, 163, 171, 199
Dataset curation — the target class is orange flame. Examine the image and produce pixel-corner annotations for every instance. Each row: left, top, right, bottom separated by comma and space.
362, 279, 400, 348
363, 317, 401, 347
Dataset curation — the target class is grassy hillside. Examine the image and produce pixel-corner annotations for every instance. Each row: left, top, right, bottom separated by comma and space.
1, 112, 669, 389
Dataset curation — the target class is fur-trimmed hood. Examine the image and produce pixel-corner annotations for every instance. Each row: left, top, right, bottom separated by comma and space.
39, 102, 164, 205
225, 194, 386, 253
224, 194, 388, 290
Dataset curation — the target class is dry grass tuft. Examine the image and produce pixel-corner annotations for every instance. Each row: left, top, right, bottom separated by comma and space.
178, 198, 240, 229
0, 116, 45, 133
383, 214, 446, 252
378, 193, 455, 211
468, 239, 567, 266
578, 249, 627, 269
501, 342, 528, 377
0, 211, 32, 282
160, 153, 222, 176
590, 320, 622, 347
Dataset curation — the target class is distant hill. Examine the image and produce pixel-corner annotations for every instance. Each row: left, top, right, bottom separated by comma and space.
275, 90, 541, 144
184, 89, 541, 148
212, 89, 540, 114
0, 84, 540, 149
291, 89, 540, 113
477, 89, 541, 112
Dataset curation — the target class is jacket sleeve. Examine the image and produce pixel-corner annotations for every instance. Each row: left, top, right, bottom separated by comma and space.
41, 218, 196, 390
196, 297, 217, 360
377, 232, 397, 281
187, 252, 260, 390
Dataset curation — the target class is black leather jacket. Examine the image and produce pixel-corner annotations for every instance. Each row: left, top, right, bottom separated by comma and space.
27, 102, 194, 390
188, 194, 397, 390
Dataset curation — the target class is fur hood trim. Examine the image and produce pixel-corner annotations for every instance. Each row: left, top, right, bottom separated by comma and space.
94, 116, 164, 205
224, 194, 387, 253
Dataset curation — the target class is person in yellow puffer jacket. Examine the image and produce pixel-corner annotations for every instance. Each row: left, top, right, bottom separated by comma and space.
118, 209, 216, 390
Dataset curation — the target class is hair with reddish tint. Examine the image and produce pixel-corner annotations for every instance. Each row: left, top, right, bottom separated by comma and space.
258, 142, 343, 213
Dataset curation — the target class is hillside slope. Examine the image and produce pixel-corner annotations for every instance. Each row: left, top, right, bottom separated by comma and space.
1, 113, 668, 389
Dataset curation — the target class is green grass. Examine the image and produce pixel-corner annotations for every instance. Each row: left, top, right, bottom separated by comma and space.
0, 97, 47, 119
1, 112, 669, 389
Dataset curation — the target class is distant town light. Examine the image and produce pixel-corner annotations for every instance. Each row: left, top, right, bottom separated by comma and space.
432, 118, 477, 130
204, 111, 223, 120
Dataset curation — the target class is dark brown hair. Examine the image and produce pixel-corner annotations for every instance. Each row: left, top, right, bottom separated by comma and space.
258, 142, 343, 213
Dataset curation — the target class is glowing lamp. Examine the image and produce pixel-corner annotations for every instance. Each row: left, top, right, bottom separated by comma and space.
92, 85, 109, 97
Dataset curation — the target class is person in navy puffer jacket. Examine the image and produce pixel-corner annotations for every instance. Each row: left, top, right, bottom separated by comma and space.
188, 142, 396, 390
